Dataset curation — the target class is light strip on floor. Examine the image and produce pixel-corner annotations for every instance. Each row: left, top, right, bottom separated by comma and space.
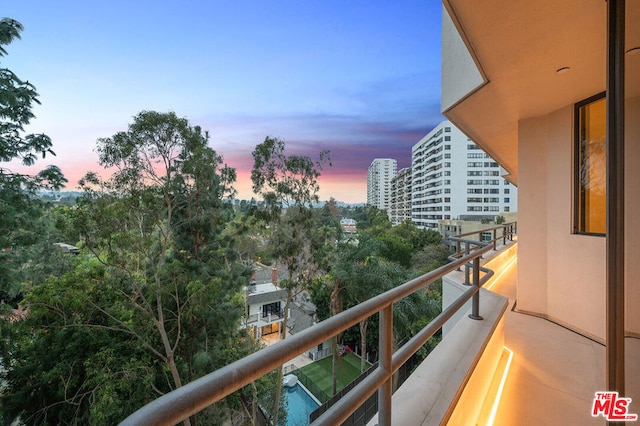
485, 257, 517, 291
487, 346, 514, 426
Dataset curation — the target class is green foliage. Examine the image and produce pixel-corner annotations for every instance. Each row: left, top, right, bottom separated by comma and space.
0, 17, 67, 305
1, 258, 157, 425
251, 136, 330, 212
411, 244, 451, 272
0, 18, 66, 189
250, 136, 332, 290
350, 205, 389, 232
310, 208, 451, 370
1, 111, 250, 424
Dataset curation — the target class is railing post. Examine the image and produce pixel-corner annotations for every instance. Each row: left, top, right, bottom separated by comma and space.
493, 229, 497, 250
378, 305, 393, 426
468, 256, 483, 320
463, 242, 470, 285
456, 240, 462, 271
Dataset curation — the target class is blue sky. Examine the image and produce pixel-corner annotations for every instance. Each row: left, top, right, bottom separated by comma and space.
4, 1, 444, 202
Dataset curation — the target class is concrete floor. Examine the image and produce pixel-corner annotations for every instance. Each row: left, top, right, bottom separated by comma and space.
487, 259, 639, 425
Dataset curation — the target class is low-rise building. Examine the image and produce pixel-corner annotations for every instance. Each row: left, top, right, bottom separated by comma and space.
242, 268, 287, 340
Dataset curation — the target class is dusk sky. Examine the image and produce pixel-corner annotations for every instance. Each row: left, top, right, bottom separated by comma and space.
4, 1, 444, 203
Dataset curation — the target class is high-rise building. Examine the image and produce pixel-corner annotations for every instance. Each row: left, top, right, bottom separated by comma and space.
389, 167, 412, 226
367, 158, 397, 211
411, 120, 517, 229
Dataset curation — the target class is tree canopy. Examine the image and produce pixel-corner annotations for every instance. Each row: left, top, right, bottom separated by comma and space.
1, 111, 251, 425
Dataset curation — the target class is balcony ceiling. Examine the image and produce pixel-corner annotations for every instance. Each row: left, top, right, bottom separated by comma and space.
442, 0, 640, 185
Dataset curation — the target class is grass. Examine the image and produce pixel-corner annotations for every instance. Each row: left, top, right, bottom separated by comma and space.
296, 352, 370, 397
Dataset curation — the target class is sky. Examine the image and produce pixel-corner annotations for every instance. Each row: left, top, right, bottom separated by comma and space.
4, 1, 445, 203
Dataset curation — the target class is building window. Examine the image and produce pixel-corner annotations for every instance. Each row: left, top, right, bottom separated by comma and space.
262, 301, 282, 317
574, 93, 606, 235
504, 206, 510, 212
504, 197, 510, 203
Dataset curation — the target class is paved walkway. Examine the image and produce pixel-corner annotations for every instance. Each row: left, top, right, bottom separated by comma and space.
488, 259, 639, 425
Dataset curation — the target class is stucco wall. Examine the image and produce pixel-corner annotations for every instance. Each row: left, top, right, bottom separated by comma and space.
518, 106, 606, 340
441, 7, 484, 112
517, 97, 640, 339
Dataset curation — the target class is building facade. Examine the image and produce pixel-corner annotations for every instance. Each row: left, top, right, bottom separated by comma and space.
242, 268, 287, 341
389, 167, 412, 226
411, 120, 517, 229
366, 158, 397, 211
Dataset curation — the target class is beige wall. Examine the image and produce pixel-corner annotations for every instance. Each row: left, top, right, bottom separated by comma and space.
517, 97, 640, 340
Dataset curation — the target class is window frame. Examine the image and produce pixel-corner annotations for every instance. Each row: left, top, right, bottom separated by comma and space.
573, 91, 606, 236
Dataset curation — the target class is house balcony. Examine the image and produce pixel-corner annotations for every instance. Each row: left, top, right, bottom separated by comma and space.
243, 310, 286, 328
120, 223, 639, 425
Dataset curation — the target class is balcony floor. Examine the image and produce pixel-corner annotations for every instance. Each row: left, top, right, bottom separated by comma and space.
488, 259, 640, 425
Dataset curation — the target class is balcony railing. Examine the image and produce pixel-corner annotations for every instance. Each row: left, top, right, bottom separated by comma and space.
243, 309, 285, 325
120, 223, 516, 426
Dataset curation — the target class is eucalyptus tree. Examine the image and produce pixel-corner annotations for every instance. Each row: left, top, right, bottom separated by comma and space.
1, 111, 249, 425
250, 136, 330, 425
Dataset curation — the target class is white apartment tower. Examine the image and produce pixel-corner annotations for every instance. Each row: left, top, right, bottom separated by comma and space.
389, 167, 412, 226
411, 121, 517, 229
367, 158, 397, 211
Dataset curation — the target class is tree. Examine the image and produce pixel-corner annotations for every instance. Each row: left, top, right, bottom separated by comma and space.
250, 136, 330, 425
0, 17, 67, 302
1, 112, 249, 424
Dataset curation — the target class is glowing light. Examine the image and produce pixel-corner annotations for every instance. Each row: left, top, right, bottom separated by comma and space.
487, 346, 514, 426
485, 256, 518, 290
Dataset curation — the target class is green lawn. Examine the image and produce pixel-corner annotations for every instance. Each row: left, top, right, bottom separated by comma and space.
296, 352, 370, 397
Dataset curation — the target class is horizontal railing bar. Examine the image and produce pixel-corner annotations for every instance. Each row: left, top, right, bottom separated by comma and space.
120, 245, 493, 426
452, 222, 515, 240
392, 285, 478, 371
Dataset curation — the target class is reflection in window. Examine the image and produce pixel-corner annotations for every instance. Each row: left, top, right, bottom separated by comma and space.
575, 94, 606, 235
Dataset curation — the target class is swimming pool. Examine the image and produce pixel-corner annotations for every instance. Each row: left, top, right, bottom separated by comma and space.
285, 382, 320, 426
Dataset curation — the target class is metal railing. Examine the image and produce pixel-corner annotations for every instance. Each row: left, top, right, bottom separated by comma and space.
120, 223, 515, 426
243, 309, 285, 325
449, 222, 516, 291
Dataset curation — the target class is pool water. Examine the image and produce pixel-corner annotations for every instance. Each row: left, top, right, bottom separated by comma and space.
285, 383, 320, 426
